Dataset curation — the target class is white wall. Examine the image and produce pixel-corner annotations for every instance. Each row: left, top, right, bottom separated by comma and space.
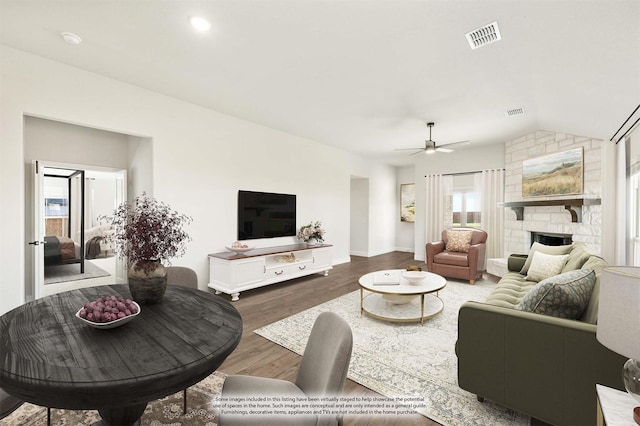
412, 143, 505, 260
0, 45, 396, 314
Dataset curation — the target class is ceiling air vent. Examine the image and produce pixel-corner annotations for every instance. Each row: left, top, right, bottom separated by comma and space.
505, 107, 526, 117
466, 21, 501, 49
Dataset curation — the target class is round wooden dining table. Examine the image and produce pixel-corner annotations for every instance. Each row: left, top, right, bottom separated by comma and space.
0, 284, 242, 425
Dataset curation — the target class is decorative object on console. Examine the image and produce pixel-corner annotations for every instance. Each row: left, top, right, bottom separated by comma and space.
297, 220, 325, 244
522, 147, 583, 197
597, 266, 640, 415
225, 241, 254, 255
100, 193, 192, 304
277, 253, 297, 263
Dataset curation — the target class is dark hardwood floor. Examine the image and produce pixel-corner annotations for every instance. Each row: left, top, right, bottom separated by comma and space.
217, 251, 435, 425
217, 251, 537, 426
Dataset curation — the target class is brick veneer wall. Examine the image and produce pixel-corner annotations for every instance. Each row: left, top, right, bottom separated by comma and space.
504, 130, 603, 256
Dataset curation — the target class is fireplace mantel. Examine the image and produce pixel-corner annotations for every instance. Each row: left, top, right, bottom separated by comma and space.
503, 198, 601, 223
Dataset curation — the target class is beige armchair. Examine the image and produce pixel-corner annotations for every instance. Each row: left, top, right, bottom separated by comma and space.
426, 228, 487, 284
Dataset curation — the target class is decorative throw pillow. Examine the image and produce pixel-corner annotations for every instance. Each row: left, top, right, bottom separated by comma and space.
520, 242, 573, 275
445, 230, 473, 253
516, 269, 596, 319
526, 251, 569, 282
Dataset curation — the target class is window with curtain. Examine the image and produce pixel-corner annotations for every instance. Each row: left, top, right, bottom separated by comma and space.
452, 191, 481, 227
451, 174, 480, 227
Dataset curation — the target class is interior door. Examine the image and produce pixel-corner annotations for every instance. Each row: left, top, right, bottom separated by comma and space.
29, 160, 45, 300
114, 170, 127, 283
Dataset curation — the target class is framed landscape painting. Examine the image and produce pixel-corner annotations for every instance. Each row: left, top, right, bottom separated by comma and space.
400, 183, 415, 222
522, 148, 583, 197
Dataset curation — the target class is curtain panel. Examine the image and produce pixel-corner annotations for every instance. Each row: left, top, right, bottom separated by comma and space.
424, 174, 452, 246
475, 169, 505, 268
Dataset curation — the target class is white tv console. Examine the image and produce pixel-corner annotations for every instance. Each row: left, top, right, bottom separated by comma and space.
208, 244, 332, 301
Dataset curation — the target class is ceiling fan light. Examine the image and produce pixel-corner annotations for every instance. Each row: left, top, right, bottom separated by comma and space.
425, 146, 436, 154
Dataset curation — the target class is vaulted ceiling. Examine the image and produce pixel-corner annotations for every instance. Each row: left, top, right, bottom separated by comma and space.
1, 0, 639, 165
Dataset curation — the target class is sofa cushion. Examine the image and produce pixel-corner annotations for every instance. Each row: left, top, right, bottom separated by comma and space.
483, 272, 538, 308
433, 251, 469, 267
445, 229, 473, 253
526, 251, 569, 282
520, 242, 572, 275
579, 255, 608, 324
561, 242, 591, 273
516, 269, 596, 319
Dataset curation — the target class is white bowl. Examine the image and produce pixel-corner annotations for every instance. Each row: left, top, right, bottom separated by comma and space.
75, 302, 141, 329
225, 245, 255, 254
402, 270, 428, 285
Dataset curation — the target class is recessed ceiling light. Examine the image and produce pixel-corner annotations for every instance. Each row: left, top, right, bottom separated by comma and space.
190, 16, 211, 32
61, 32, 82, 45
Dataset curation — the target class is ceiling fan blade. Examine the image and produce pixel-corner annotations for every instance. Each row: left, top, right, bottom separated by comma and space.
435, 147, 454, 153
410, 149, 426, 156
395, 147, 425, 151
440, 140, 470, 148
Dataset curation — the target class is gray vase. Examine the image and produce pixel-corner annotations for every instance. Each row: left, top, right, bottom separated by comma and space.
128, 261, 167, 305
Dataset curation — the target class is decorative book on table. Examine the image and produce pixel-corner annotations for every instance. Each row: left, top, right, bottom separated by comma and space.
373, 271, 400, 285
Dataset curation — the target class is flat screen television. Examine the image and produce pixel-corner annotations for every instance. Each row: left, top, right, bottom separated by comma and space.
237, 190, 296, 240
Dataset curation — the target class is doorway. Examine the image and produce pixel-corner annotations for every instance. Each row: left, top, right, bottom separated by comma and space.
28, 161, 127, 300
350, 176, 369, 256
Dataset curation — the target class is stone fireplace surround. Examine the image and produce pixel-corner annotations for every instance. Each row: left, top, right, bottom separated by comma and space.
503, 130, 603, 257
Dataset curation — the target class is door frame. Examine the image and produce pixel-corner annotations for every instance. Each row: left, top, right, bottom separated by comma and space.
29, 160, 127, 300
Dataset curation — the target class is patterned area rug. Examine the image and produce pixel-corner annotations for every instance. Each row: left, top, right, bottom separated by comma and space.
0, 371, 225, 425
255, 279, 531, 426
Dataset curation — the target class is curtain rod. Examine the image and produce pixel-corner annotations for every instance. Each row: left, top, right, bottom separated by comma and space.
610, 103, 640, 143
615, 116, 640, 144
424, 168, 505, 178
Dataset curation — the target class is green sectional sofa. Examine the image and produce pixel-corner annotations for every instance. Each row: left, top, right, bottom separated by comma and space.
456, 242, 627, 426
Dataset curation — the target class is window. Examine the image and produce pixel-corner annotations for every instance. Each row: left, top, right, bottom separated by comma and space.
452, 191, 481, 227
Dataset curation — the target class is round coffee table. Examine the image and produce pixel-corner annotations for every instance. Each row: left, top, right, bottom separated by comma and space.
359, 269, 446, 324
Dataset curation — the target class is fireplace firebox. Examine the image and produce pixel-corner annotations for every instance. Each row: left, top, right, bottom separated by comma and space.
530, 231, 573, 247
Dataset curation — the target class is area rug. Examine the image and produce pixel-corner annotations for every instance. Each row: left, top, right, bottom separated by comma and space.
0, 371, 225, 425
255, 280, 531, 426
44, 260, 110, 284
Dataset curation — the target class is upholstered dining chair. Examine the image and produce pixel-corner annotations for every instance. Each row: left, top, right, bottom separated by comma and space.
166, 265, 198, 414
0, 388, 23, 420
219, 311, 353, 426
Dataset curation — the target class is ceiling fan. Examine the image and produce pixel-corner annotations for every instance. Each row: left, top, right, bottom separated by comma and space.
396, 122, 469, 156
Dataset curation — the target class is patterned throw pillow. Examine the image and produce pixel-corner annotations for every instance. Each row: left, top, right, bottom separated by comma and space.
520, 242, 573, 275
516, 269, 596, 319
526, 251, 569, 282
445, 230, 473, 253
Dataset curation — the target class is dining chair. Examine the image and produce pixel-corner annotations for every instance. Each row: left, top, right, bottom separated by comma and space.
219, 311, 353, 426
0, 388, 23, 420
166, 265, 198, 414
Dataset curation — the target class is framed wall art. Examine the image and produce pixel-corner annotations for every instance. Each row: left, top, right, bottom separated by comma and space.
522, 147, 583, 197
400, 183, 415, 222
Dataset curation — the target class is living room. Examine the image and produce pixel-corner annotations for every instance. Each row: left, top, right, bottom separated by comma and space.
1, 1, 639, 425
